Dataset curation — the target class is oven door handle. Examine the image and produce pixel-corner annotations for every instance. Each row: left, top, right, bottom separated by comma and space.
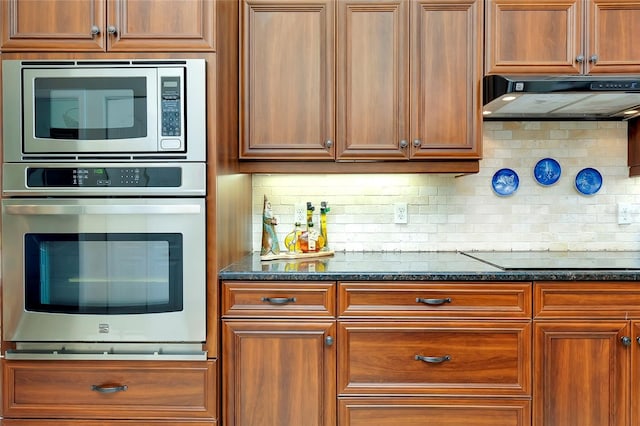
4, 204, 202, 215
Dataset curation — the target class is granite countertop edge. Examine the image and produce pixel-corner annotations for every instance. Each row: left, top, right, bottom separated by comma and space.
218, 251, 640, 282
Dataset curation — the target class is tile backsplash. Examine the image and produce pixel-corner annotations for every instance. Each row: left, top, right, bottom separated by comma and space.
252, 121, 640, 252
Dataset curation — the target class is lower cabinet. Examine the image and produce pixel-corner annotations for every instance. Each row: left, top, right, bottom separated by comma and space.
222, 321, 337, 426
2, 359, 218, 424
221, 280, 532, 426
533, 281, 640, 426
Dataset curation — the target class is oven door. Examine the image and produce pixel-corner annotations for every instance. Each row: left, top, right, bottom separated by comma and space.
1, 198, 205, 344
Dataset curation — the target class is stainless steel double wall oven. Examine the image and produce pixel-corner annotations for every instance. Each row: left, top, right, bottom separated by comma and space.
1, 59, 208, 360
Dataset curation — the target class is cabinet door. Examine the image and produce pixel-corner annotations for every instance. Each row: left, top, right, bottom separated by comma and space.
534, 321, 630, 426
0, 0, 106, 51
409, 0, 482, 159
106, 0, 215, 51
336, 0, 409, 160
585, 0, 640, 74
240, 0, 335, 160
485, 0, 583, 74
223, 320, 336, 426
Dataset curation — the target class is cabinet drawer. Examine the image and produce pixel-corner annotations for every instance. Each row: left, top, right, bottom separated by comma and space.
338, 321, 531, 396
535, 281, 640, 318
3, 360, 217, 420
222, 281, 335, 317
339, 397, 531, 426
339, 282, 531, 318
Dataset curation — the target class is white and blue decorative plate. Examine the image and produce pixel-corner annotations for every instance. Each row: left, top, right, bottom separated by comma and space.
575, 167, 603, 195
492, 168, 519, 196
534, 157, 561, 186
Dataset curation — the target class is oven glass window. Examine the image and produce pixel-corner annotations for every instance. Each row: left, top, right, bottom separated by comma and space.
24, 233, 182, 314
33, 77, 148, 140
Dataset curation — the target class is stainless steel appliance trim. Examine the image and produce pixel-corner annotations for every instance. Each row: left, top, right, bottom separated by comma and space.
5, 203, 202, 215
5, 350, 207, 361
2, 162, 206, 196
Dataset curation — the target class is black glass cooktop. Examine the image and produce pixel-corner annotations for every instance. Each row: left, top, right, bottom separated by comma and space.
462, 251, 640, 271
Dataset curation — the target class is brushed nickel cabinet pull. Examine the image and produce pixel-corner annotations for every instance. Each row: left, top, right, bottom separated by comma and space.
325, 336, 334, 346
589, 54, 598, 63
400, 139, 408, 148
90, 25, 100, 36
107, 25, 118, 35
416, 297, 452, 305
415, 354, 451, 363
91, 384, 128, 393
261, 297, 296, 305
621, 336, 632, 346
413, 139, 422, 148
576, 55, 585, 63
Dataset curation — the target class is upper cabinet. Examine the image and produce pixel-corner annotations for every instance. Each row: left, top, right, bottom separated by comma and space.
240, 0, 482, 166
0, 0, 216, 52
239, 0, 335, 160
337, 0, 482, 161
485, 0, 640, 75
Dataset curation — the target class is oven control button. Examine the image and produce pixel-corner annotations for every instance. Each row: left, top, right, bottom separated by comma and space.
161, 139, 182, 150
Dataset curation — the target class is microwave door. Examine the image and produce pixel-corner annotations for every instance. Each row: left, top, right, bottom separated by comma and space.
22, 67, 161, 154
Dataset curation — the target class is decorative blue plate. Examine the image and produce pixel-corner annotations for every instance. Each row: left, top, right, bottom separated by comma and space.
534, 157, 561, 186
492, 168, 519, 196
575, 167, 603, 195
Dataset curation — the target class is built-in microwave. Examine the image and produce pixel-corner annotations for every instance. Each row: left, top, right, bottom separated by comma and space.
2, 59, 206, 162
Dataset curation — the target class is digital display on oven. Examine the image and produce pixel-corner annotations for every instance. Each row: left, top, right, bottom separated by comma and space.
26, 167, 182, 187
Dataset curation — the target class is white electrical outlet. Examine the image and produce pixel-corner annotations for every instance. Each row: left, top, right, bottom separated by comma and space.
618, 203, 632, 225
394, 202, 408, 224
294, 203, 306, 224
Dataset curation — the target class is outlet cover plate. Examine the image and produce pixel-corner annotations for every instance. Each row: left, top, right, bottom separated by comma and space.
394, 202, 408, 224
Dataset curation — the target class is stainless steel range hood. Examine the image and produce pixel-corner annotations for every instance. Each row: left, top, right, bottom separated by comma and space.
483, 75, 640, 121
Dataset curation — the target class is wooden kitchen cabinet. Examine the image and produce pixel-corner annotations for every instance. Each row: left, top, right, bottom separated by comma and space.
485, 0, 640, 75
339, 397, 531, 426
240, 0, 482, 168
2, 359, 218, 422
336, 0, 482, 161
533, 281, 640, 426
0, 0, 215, 52
221, 280, 337, 426
239, 0, 335, 160
337, 280, 532, 426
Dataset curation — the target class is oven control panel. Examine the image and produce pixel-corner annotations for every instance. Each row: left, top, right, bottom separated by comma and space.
26, 167, 182, 187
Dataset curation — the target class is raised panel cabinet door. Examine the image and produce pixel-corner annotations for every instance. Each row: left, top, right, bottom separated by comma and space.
484, 0, 583, 74
240, 0, 335, 160
336, 0, 409, 160
585, 0, 640, 74
534, 321, 630, 426
106, 0, 215, 51
409, 0, 482, 159
222, 320, 336, 426
0, 0, 106, 51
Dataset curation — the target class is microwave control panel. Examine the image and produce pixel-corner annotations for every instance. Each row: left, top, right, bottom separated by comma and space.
160, 76, 182, 137
26, 167, 181, 187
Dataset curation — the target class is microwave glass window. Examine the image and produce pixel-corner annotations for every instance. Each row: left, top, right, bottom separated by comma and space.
34, 77, 147, 140
24, 233, 183, 314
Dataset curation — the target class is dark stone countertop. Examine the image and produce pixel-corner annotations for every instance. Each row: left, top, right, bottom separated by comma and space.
218, 251, 640, 282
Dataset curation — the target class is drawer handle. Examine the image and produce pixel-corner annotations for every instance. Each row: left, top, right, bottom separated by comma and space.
261, 297, 297, 305
415, 354, 451, 364
416, 297, 452, 305
91, 384, 128, 394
